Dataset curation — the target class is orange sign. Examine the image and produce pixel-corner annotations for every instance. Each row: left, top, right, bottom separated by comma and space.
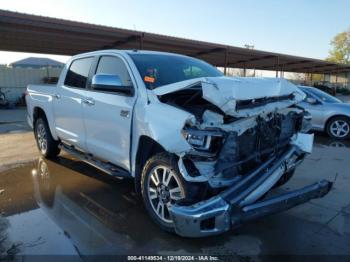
144, 76, 155, 83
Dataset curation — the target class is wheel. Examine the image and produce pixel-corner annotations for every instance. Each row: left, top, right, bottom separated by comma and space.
326, 116, 350, 140
34, 118, 60, 158
141, 153, 188, 233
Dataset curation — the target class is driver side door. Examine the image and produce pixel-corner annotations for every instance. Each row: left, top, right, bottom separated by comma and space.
82, 55, 136, 171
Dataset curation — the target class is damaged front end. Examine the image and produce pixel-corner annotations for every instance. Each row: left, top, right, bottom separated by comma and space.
153, 77, 332, 237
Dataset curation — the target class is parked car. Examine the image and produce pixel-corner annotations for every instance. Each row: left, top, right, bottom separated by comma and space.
25, 50, 332, 237
298, 86, 350, 140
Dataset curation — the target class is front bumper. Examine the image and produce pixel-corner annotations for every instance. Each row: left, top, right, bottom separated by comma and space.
170, 146, 332, 237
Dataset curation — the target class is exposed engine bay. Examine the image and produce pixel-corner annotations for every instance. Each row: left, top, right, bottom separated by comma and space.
155, 77, 312, 192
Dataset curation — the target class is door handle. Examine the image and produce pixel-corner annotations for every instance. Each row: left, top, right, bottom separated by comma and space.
120, 110, 130, 118
53, 94, 61, 99
82, 97, 95, 106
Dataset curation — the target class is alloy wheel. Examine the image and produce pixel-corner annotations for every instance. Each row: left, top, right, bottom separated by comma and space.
147, 165, 184, 223
330, 120, 350, 138
36, 123, 48, 154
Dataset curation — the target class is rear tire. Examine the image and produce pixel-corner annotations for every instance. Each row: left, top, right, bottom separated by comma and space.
34, 118, 60, 158
141, 153, 188, 233
326, 116, 350, 140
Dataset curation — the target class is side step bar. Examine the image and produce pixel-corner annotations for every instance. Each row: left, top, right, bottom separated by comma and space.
59, 143, 130, 179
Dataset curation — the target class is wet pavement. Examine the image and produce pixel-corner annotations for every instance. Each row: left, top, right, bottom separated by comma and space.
0, 134, 349, 259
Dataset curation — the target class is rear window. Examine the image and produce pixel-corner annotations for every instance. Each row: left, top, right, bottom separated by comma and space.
64, 57, 94, 88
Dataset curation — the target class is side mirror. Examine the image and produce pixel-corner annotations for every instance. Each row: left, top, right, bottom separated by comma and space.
91, 74, 133, 96
306, 97, 318, 104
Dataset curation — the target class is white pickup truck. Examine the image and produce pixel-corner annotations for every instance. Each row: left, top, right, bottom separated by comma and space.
26, 49, 332, 237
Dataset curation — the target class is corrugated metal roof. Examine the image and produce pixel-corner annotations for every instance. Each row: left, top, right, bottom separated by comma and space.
0, 9, 349, 74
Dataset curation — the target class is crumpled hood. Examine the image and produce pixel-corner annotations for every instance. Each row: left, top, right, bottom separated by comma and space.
153, 76, 306, 117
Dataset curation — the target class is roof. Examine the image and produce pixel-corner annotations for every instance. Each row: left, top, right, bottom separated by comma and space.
10, 57, 64, 68
0, 9, 349, 74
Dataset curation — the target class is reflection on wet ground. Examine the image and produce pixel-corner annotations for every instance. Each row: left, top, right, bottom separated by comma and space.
0, 135, 349, 257
314, 133, 350, 148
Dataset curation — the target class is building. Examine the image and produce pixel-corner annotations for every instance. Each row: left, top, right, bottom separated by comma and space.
10, 57, 64, 69
0, 63, 62, 104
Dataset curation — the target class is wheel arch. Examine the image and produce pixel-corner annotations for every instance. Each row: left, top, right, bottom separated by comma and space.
325, 114, 350, 132
33, 107, 47, 123
134, 135, 167, 194
33, 106, 59, 140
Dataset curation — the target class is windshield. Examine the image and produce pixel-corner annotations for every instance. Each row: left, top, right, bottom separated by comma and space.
129, 53, 223, 89
303, 87, 342, 103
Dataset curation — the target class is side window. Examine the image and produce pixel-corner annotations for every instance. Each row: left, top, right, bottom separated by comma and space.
303, 91, 313, 101
64, 57, 93, 88
96, 56, 132, 86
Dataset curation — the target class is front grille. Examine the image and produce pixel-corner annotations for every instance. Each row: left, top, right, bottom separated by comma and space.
216, 111, 303, 177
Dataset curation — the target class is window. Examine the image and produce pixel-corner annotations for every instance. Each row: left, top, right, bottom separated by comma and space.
64, 57, 93, 88
129, 54, 222, 89
301, 89, 314, 101
306, 88, 341, 103
96, 56, 132, 87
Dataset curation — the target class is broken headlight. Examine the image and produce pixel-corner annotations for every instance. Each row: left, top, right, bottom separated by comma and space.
182, 128, 224, 154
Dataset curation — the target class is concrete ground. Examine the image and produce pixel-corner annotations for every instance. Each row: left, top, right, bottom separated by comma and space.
0, 109, 38, 171
0, 108, 349, 259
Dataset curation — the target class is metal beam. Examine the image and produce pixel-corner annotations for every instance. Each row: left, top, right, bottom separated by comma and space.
258, 60, 312, 70
103, 35, 140, 49
288, 64, 337, 72
228, 55, 276, 67
192, 47, 225, 57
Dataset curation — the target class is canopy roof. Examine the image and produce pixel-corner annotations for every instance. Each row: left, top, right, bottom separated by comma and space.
10, 57, 64, 68
1, 9, 349, 74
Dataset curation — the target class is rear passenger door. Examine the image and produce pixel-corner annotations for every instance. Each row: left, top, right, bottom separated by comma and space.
82, 55, 136, 171
53, 57, 93, 150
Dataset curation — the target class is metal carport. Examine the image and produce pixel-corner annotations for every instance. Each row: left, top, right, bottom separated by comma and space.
1, 9, 350, 77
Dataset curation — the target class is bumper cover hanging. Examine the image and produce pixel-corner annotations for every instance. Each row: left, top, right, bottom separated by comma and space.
169, 147, 332, 237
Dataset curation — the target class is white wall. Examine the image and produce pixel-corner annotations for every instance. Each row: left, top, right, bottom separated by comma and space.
0, 67, 62, 103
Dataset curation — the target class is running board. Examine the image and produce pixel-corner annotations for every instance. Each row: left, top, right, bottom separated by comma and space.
59, 143, 130, 179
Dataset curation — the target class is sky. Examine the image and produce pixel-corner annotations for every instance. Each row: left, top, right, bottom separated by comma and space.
0, 0, 349, 64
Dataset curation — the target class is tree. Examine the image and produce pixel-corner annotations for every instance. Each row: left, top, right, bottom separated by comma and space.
327, 29, 350, 64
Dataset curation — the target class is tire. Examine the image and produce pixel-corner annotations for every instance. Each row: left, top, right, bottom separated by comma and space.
34, 118, 60, 158
326, 116, 350, 140
141, 152, 188, 233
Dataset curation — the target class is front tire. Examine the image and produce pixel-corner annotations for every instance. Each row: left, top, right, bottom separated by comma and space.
326, 116, 350, 140
34, 118, 60, 158
141, 153, 187, 233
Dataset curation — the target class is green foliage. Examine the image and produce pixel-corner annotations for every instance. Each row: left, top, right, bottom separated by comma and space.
327, 29, 350, 64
